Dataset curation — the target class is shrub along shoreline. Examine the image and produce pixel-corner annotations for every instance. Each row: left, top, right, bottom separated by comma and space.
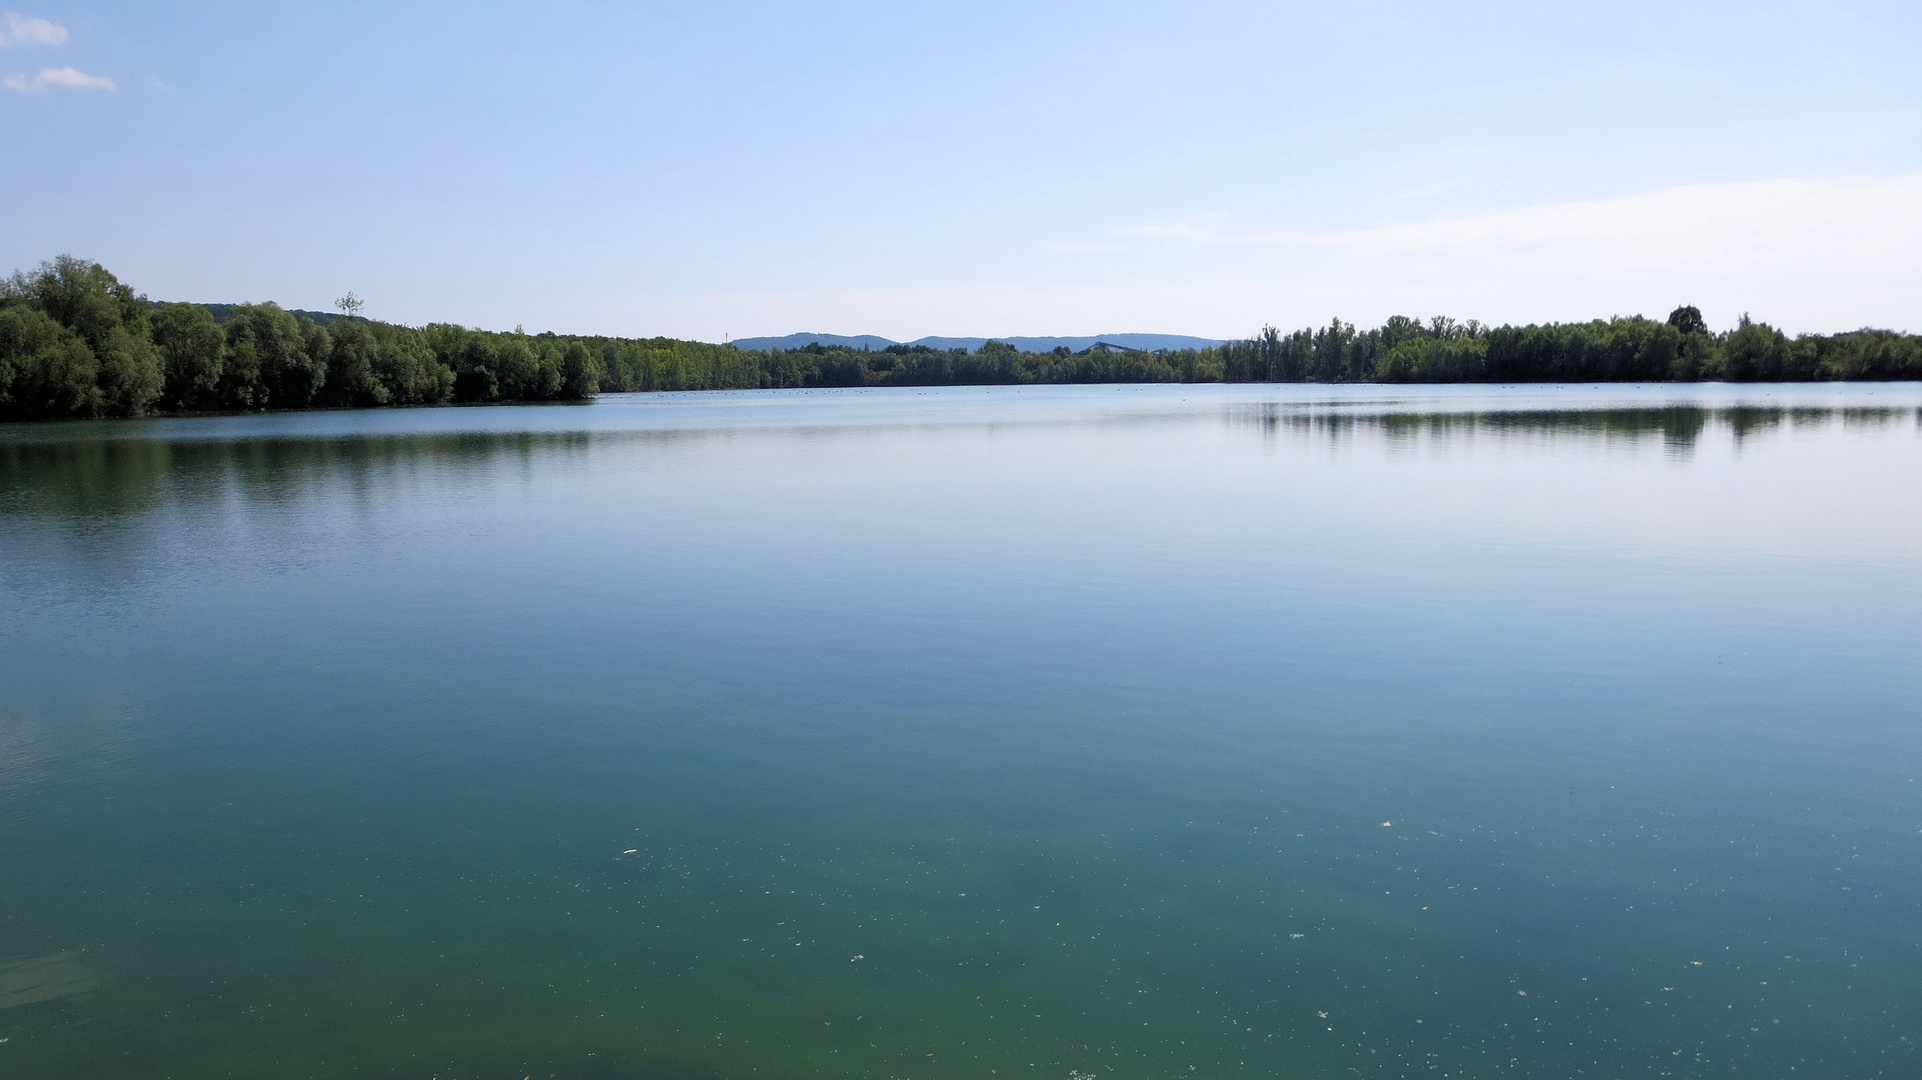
3, 257, 1918, 423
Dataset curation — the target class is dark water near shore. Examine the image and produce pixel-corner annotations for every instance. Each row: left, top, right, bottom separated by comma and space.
2, 383, 1920, 1079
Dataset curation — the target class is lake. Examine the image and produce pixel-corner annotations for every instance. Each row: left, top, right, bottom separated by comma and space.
2, 383, 1920, 1079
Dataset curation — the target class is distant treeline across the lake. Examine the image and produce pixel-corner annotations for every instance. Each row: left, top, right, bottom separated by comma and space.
4, 257, 1920, 421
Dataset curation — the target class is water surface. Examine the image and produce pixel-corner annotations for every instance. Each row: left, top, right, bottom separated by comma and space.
2, 383, 1920, 1079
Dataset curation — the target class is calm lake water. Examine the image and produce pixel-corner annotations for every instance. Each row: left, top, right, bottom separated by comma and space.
2, 383, 1920, 1080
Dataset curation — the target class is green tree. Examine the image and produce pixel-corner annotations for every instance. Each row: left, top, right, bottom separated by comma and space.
447, 332, 501, 401
1666, 305, 1709, 336
15, 255, 1922, 423
3, 256, 163, 415
1813, 330, 1922, 381
0, 305, 99, 419
1668, 309, 1719, 380
223, 303, 326, 409
1722, 315, 1790, 382
560, 340, 604, 399
497, 336, 540, 397
150, 302, 226, 411
321, 318, 388, 406
371, 325, 454, 404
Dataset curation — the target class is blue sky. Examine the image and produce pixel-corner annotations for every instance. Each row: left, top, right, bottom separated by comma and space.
3, 1, 1919, 340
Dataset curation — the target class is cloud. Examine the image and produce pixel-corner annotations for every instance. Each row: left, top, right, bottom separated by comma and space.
1306, 175, 1922, 274
0, 13, 68, 46
1113, 221, 1220, 243
4, 65, 115, 91
1120, 174, 1922, 275
1096, 174, 1922, 332
1041, 240, 1114, 254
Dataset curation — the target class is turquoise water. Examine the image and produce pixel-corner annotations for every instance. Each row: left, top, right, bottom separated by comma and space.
1, 383, 1919, 1079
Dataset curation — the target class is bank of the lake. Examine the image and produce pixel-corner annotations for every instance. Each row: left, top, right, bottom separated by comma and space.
6, 257, 1921, 424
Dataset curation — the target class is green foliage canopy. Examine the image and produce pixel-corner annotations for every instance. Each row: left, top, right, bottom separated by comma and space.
3, 257, 1919, 424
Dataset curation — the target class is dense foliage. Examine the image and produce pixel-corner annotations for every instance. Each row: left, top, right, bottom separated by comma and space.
3, 258, 1918, 422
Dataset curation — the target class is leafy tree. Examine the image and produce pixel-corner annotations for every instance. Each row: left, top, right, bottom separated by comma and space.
560, 340, 604, 399
223, 303, 326, 409
1377, 336, 1488, 382
1666, 306, 1709, 336
1722, 315, 1791, 382
807, 348, 869, 387
371, 325, 454, 404
3, 256, 162, 415
1310, 319, 1358, 381
448, 332, 502, 401
1812, 329, 1922, 380
321, 318, 388, 406
493, 335, 556, 399
0, 305, 99, 419
7, 257, 1922, 425
150, 302, 226, 411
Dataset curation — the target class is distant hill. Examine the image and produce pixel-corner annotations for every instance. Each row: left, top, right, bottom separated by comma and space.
146, 300, 370, 328
192, 303, 366, 327
730, 332, 899, 352
729, 332, 1226, 353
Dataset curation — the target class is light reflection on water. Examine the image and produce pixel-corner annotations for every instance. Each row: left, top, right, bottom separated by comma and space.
1, 383, 1920, 1080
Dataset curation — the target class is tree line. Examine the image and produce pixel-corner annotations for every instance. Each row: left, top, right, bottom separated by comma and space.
3, 257, 1918, 422
1219, 310, 1922, 384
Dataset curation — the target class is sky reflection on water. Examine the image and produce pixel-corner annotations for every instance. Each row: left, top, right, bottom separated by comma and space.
1, 384, 1919, 1080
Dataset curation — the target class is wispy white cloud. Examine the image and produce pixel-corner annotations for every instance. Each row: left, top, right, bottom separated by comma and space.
1041, 240, 1114, 254
1114, 220, 1222, 243
1091, 174, 1922, 334
4, 65, 115, 92
0, 13, 68, 46
1119, 174, 1922, 275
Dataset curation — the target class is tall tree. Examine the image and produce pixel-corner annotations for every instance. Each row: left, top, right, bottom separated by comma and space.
2, 256, 163, 415
0, 305, 99, 419
150, 302, 226, 411
1666, 305, 1709, 336
223, 303, 326, 409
